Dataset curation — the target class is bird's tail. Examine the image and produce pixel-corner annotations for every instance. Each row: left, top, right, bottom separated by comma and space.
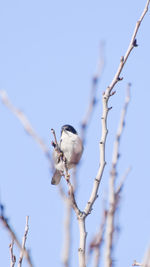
51, 170, 62, 185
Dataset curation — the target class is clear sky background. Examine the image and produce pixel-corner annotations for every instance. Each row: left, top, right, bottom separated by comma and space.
0, 1, 150, 267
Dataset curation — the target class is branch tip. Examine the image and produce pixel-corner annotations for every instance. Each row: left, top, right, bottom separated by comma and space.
110, 91, 116, 97
133, 39, 138, 47
120, 56, 124, 62
117, 77, 123, 81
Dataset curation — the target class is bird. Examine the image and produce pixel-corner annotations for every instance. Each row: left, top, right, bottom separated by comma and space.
51, 124, 83, 185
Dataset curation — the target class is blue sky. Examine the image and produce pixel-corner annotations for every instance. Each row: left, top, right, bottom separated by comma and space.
0, 1, 150, 266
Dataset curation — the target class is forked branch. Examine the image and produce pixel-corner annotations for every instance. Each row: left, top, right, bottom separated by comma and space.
0, 208, 33, 267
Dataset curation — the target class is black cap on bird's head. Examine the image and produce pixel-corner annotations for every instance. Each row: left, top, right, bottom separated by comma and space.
61, 125, 77, 135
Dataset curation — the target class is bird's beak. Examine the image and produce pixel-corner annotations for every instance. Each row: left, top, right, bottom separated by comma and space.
61, 128, 66, 135
62, 128, 68, 135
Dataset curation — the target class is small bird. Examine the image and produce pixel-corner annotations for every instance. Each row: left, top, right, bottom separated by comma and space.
51, 125, 83, 185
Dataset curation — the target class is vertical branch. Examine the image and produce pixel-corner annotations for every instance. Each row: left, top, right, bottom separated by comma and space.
75, 47, 105, 267
76, 91, 109, 267
18, 216, 29, 267
76, 46, 105, 267
62, 200, 72, 267
60, 188, 72, 267
83, 91, 108, 216
9, 240, 16, 267
78, 217, 87, 267
104, 85, 131, 267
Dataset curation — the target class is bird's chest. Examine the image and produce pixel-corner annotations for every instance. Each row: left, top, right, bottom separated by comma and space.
60, 134, 76, 161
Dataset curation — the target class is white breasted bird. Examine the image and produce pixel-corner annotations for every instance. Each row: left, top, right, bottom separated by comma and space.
51, 125, 83, 185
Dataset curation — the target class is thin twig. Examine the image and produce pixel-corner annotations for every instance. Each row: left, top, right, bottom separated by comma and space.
105, 0, 150, 98
18, 216, 29, 267
51, 128, 59, 149
0, 90, 52, 168
9, 240, 16, 267
0, 215, 33, 267
104, 85, 131, 267
115, 167, 131, 196
132, 260, 145, 266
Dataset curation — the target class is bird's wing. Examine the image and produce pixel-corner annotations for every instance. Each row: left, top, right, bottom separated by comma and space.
51, 170, 62, 185
70, 136, 83, 164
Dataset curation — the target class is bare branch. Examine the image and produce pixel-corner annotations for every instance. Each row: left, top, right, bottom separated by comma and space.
67, 181, 81, 217
18, 216, 29, 267
83, 91, 108, 218
105, 0, 150, 97
9, 240, 16, 267
104, 85, 131, 267
61, 198, 72, 267
0, 214, 33, 267
0, 90, 52, 168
